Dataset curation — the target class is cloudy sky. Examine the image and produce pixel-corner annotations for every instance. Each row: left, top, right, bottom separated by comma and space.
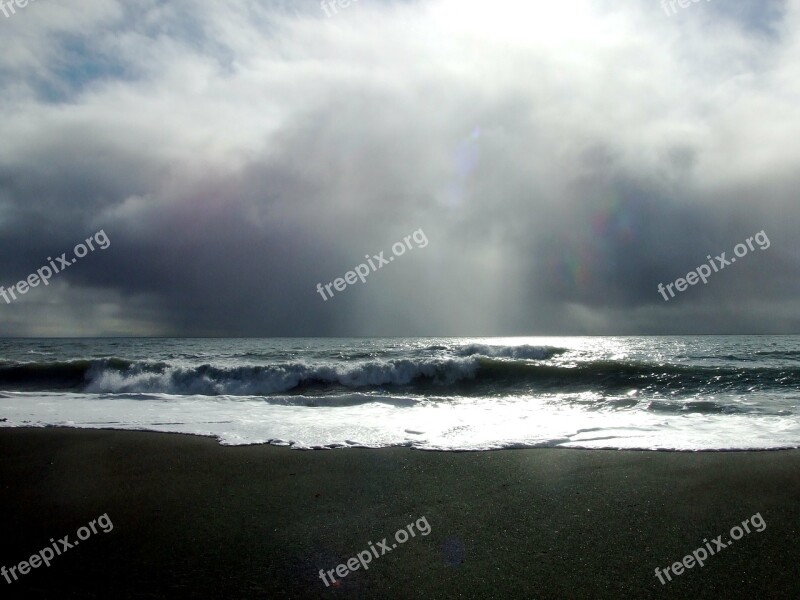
0, 0, 797, 336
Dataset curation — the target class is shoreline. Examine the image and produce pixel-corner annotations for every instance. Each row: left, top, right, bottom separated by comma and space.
1, 427, 798, 598
3, 423, 798, 453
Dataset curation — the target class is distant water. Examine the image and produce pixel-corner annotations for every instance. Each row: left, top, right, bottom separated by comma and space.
0, 336, 799, 451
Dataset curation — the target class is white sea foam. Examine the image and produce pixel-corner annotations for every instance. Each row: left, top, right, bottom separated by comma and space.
0, 392, 798, 451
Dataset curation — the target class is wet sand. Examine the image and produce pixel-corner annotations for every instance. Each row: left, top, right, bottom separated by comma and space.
0, 427, 798, 599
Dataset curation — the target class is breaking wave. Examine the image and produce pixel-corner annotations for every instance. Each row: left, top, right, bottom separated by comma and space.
1, 350, 798, 397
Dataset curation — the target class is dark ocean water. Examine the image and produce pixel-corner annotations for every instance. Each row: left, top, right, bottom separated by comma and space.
0, 336, 798, 450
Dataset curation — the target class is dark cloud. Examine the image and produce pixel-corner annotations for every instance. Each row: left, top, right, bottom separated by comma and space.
0, 0, 798, 336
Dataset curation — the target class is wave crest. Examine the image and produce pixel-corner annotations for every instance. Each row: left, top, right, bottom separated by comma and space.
2, 354, 799, 397
454, 344, 567, 360
82, 357, 480, 395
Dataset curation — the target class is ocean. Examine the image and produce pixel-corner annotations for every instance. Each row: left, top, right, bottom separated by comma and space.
0, 336, 798, 451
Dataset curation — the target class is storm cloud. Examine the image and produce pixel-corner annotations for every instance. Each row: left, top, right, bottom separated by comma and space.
0, 0, 797, 336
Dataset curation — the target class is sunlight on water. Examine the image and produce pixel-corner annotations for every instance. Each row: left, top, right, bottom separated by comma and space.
0, 336, 799, 450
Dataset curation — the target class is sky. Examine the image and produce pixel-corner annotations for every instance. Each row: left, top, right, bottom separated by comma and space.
0, 0, 797, 337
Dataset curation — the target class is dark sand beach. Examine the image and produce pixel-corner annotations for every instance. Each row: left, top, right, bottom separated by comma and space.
0, 428, 798, 599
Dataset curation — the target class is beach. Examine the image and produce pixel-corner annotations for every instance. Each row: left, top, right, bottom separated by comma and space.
1, 0, 797, 595
0, 428, 798, 599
